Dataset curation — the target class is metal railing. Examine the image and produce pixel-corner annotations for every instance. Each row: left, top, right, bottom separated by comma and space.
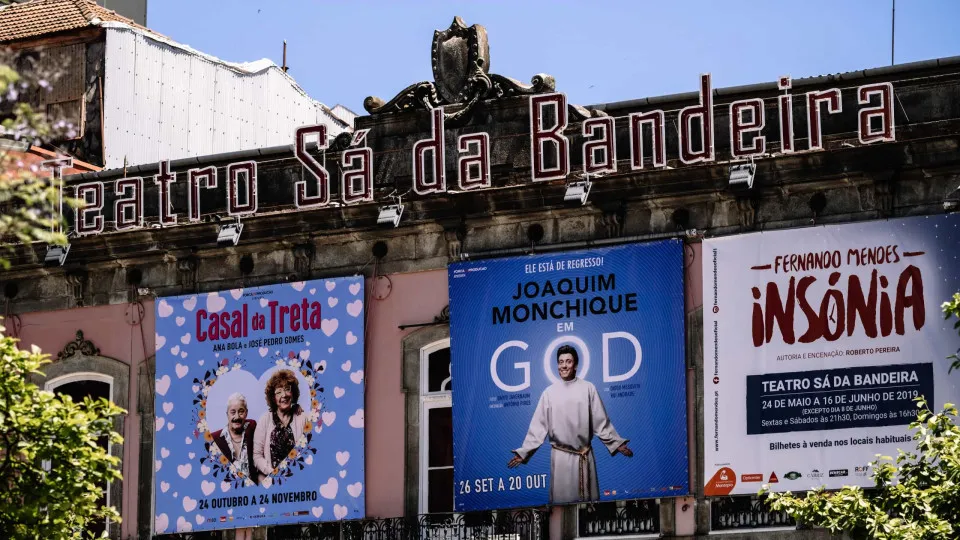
578, 500, 660, 537
710, 496, 795, 531
261, 509, 550, 540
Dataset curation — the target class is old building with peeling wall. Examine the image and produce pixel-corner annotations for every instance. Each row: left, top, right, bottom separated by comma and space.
2, 16, 960, 540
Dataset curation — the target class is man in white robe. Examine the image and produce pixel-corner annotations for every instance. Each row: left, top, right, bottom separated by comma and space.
508, 345, 633, 504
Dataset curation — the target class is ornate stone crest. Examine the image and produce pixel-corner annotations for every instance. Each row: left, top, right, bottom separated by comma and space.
363, 17, 558, 123
57, 329, 100, 360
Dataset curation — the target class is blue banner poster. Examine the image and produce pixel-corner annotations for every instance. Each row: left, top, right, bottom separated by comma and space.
448, 241, 689, 512
153, 277, 366, 533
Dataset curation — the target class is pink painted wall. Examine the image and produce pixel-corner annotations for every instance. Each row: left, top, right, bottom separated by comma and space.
15, 300, 156, 540
363, 269, 448, 518
11, 269, 450, 534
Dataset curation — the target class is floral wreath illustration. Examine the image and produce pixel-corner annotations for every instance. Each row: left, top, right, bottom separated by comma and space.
192, 350, 326, 488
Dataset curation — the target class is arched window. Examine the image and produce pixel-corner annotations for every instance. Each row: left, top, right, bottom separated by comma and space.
418, 338, 452, 514
45, 372, 114, 538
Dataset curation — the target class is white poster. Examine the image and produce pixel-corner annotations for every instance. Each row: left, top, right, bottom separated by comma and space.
703, 214, 960, 495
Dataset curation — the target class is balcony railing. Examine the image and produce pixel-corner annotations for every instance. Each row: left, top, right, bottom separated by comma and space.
577, 500, 660, 537
159, 509, 550, 540
710, 496, 795, 531
267, 509, 550, 540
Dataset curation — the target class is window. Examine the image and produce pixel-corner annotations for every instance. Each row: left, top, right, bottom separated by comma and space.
45, 373, 113, 538
419, 339, 452, 514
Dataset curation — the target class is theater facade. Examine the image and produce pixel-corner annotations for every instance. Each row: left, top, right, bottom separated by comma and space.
3, 17, 960, 540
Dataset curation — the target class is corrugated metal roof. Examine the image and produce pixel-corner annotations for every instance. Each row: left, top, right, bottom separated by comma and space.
101, 23, 349, 170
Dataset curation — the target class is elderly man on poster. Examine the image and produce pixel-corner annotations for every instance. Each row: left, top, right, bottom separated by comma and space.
507, 345, 633, 504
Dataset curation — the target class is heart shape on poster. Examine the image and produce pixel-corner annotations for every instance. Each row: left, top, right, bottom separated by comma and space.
321, 319, 339, 336
160, 447, 170, 458
175, 363, 189, 378
322, 411, 336, 426
291, 281, 306, 291
325, 281, 336, 291
328, 297, 338, 307
176, 516, 192, 532
160, 481, 170, 493
349, 283, 361, 295
347, 482, 362, 497
341, 360, 351, 372
158, 299, 174, 318
156, 375, 171, 396
181, 333, 191, 345
155, 335, 166, 351
339, 469, 346, 478
163, 401, 174, 414
334, 387, 345, 398
230, 289, 243, 300
349, 409, 364, 428
319, 478, 338, 499
182, 496, 197, 512
201, 480, 215, 496
312, 506, 323, 518
309, 288, 317, 295
346, 300, 363, 317
182, 296, 197, 311
336, 451, 350, 466
334, 504, 348, 520
345, 331, 358, 345
155, 514, 169, 533
206, 292, 226, 313
176, 316, 185, 327
350, 370, 363, 384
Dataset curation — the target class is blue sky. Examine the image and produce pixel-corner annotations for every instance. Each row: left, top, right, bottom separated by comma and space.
148, 1, 960, 114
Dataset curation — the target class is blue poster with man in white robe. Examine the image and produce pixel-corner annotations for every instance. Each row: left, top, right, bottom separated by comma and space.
448, 241, 689, 511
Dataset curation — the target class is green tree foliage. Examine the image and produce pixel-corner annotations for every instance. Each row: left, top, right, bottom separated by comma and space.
763, 400, 959, 539
0, 53, 77, 268
945, 292, 960, 373
763, 295, 960, 539
1, 57, 122, 538
0, 325, 125, 538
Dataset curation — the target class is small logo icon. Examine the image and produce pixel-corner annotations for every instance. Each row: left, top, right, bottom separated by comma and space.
713, 306, 719, 313
809, 469, 824, 478
720, 471, 729, 481
768, 472, 779, 483
741, 474, 764, 482
854, 466, 869, 476
713, 376, 720, 384
829, 469, 849, 478
784, 471, 802, 480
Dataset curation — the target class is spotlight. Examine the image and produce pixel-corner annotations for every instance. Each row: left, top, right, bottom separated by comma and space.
217, 220, 243, 247
564, 178, 593, 206
43, 243, 70, 266
377, 191, 406, 229
729, 162, 756, 190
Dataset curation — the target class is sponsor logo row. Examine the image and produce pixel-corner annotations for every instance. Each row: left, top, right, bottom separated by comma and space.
739, 466, 869, 483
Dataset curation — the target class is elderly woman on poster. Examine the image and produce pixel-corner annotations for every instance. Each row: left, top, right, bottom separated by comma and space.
253, 368, 307, 481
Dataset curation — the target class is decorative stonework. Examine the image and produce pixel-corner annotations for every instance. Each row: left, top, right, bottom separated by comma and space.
874, 173, 896, 218
598, 209, 624, 238
65, 270, 86, 307
736, 197, 758, 231
434, 305, 450, 324
177, 257, 198, 291
293, 243, 314, 278
57, 329, 100, 360
363, 17, 560, 124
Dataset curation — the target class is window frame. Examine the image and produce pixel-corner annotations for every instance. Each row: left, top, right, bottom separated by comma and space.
417, 338, 452, 515
44, 371, 115, 532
